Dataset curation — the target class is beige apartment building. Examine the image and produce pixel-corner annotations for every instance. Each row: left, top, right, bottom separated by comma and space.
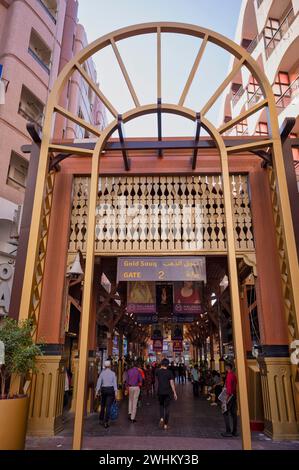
219, 0, 299, 178
0, 0, 106, 315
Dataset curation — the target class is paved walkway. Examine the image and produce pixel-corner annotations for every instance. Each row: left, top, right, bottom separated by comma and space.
26, 382, 299, 450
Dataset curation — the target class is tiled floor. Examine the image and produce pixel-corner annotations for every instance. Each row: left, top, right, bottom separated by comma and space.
26, 382, 299, 450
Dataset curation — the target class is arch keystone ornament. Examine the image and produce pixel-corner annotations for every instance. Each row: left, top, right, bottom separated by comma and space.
18, 22, 299, 449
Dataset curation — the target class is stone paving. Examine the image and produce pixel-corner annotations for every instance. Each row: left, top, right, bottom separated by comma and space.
26, 383, 299, 450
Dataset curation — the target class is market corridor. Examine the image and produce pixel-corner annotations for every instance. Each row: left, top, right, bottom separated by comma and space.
25, 382, 299, 450
71, 382, 231, 439
75, 382, 232, 440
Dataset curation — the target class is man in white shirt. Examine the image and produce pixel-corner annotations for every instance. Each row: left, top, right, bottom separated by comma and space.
96, 360, 118, 428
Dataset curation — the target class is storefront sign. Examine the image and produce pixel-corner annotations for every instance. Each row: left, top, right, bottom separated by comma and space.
117, 257, 206, 283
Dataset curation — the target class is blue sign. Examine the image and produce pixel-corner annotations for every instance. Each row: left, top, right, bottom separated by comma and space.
136, 314, 158, 324
0, 64, 3, 79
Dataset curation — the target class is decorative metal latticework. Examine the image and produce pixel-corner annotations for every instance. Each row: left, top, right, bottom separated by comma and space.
268, 167, 298, 340
69, 175, 254, 255
29, 170, 56, 339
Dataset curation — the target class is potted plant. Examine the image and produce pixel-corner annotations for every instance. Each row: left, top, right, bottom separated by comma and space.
0, 317, 42, 450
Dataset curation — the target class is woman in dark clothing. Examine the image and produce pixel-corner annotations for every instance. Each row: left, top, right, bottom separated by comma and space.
156, 358, 177, 430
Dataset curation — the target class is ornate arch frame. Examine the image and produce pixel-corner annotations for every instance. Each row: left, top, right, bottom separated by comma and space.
18, 23, 299, 450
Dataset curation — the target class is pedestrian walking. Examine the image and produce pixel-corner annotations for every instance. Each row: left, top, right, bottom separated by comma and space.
178, 363, 184, 383
127, 363, 143, 422
221, 362, 238, 437
156, 358, 177, 430
95, 360, 117, 429
191, 364, 200, 397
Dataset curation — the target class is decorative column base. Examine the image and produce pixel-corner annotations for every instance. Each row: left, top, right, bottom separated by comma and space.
246, 358, 264, 431
27, 356, 66, 437
71, 355, 99, 414
258, 355, 299, 440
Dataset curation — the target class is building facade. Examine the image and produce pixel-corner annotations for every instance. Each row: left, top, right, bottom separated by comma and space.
219, 0, 299, 181
0, 0, 106, 316
10, 21, 299, 449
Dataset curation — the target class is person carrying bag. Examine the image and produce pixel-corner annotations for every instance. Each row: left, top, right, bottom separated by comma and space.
95, 360, 118, 429
110, 399, 119, 421
220, 362, 238, 437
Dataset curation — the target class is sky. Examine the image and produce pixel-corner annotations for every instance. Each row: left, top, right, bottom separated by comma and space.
77, 0, 242, 136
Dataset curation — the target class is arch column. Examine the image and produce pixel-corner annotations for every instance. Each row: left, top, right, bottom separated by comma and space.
249, 164, 299, 439
17, 21, 299, 449
27, 171, 73, 436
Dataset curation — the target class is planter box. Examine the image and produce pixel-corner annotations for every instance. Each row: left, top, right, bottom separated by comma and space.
0, 396, 29, 450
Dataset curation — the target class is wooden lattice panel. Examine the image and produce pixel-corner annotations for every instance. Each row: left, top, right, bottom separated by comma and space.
69, 175, 254, 255
29, 170, 56, 339
268, 168, 298, 340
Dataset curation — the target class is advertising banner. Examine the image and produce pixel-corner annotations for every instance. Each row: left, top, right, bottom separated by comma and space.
153, 338, 163, 351
171, 324, 183, 340
173, 281, 203, 314
173, 340, 183, 352
127, 281, 156, 313
117, 257, 206, 283
151, 324, 164, 340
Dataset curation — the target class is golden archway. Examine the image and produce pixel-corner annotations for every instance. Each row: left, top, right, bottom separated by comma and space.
18, 23, 299, 450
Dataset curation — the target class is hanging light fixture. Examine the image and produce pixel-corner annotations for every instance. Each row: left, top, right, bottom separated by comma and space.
67, 251, 84, 277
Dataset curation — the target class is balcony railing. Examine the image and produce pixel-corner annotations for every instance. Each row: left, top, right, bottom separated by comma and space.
37, 0, 57, 24
276, 75, 299, 109
28, 48, 50, 74
265, 8, 296, 58
231, 86, 245, 107
246, 35, 259, 54
226, 126, 248, 137
247, 86, 263, 107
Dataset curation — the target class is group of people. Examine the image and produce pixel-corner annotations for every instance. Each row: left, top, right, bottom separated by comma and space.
96, 358, 177, 430
168, 362, 188, 383
95, 359, 238, 437
190, 365, 222, 401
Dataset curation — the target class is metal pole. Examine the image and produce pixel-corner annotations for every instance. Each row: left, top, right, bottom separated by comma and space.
220, 143, 252, 450
217, 293, 224, 358
72, 148, 100, 450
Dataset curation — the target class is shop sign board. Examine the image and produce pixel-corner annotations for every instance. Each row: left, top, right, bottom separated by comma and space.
117, 257, 206, 283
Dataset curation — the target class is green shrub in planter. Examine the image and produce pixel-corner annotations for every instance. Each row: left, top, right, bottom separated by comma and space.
0, 317, 43, 398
